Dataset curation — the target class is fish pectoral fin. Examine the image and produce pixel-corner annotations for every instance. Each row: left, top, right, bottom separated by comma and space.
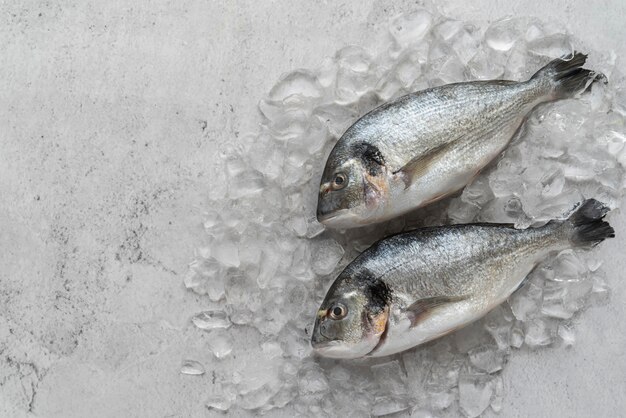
393, 142, 452, 190
405, 295, 467, 328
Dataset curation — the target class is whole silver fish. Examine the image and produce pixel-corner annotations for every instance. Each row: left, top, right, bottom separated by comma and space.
317, 52, 601, 228
311, 199, 614, 358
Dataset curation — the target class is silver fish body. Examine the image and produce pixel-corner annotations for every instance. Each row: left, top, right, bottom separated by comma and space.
317, 53, 601, 228
311, 199, 614, 359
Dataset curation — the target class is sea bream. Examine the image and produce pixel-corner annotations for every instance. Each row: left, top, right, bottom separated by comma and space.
317, 52, 602, 228
311, 199, 614, 358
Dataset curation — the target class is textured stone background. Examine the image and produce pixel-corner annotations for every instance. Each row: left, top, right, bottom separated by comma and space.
1, 1, 624, 417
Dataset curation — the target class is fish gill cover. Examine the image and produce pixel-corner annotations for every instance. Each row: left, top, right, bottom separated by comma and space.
182, 7, 625, 418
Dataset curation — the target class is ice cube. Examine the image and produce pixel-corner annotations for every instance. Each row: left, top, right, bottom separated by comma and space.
452, 29, 480, 65
207, 331, 234, 358
206, 386, 237, 412
510, 324, 525, 348
258, 98, 284, 124
437, 55, 466, 83
180, 359, 205, 375
183, 264, 206, 293
313, 102, 357, 137
505, 42, 530, 79
372, 396, 410, 416
434, 19, 464, 41
541, 291, 573, 319
549, 250, 587, 282
302, 121, 330, 155
225, 156, 248, 178
430, 390, 455, 410
267, 108, 310, 142
590, 271, 610, 305
587, 257, 603, 272
394, 51, 423, 88
603, 130, 626, 158
389, 10, 433, 47
290, 239, 315, 282
489, 171, 523, 198
528, 33, 574, 58
558, 323, 576, 346
239, 384, 276, 410
280, 281, 310, 319
239, 238, 263, 267
212, 240, 240, 268
468, 49, 505, 80
563, 278, 594, 312
337, 45, 371, 72
509, 293, 533, 321
225, 272, 262, 312
298, 364, 329, 395
256, 248, 282, 288
228, 170, 266, 200
509, 281, 541, 321
447, 198, 480, 223
454, 321, 492, 353
410, 408, 438, 418
462, 174, 495, 206
484, 307, 514, 350
335, 46, 376, 103
485, 17, 524, 52
371, 360, 408, 397
524, 22, 545, 42
247, 140, 285, 181
203, 210, 222, 230
504, 196, 530, 226
192, 310, 231, 330
317, 56, 338, 88
459, 373, 495, 418
490, 375, 505, 412
524, 318, 555, 347
376, 75, 404, 102
270, 387, 297, 410
229, 309, 253, 325
540, 169, 565, 198
305, 216, 326, 238
426, 358, 463, 391
468, 345, 506, 373
310, 238, 345, 275
254, 301, 291, 336
268, 69, 322, 101
184, 260, 225, 301
261, 341, 284, 359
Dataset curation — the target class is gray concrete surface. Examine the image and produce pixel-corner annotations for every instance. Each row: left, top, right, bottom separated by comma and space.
1, 1, 624, 417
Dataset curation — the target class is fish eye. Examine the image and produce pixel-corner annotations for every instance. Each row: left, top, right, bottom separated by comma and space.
331, 173, 347, 190
329, 303, 347, 320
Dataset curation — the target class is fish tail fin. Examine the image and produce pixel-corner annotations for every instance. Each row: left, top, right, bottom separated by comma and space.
565, 199, 615, 247
530, 52, 605, 100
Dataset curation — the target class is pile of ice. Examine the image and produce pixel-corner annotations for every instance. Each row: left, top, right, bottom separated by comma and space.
183, 8, 625, 417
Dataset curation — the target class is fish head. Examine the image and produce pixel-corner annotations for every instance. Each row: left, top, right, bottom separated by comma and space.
311, 272, 391, 359
317, 143, 389, 228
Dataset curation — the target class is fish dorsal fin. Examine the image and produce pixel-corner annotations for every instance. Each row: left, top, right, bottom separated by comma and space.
393, 142, 453, 189
405, 295, 466, 328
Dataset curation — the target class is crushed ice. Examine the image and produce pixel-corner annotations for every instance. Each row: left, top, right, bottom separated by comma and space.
180, 360, 206, 376
182, 7, 625, 417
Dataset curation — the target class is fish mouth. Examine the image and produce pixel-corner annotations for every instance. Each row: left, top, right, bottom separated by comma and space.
317, 209, 362, 228
311, 340, 363, 359
316, 208, 345, 223
311, 339, 340, 350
